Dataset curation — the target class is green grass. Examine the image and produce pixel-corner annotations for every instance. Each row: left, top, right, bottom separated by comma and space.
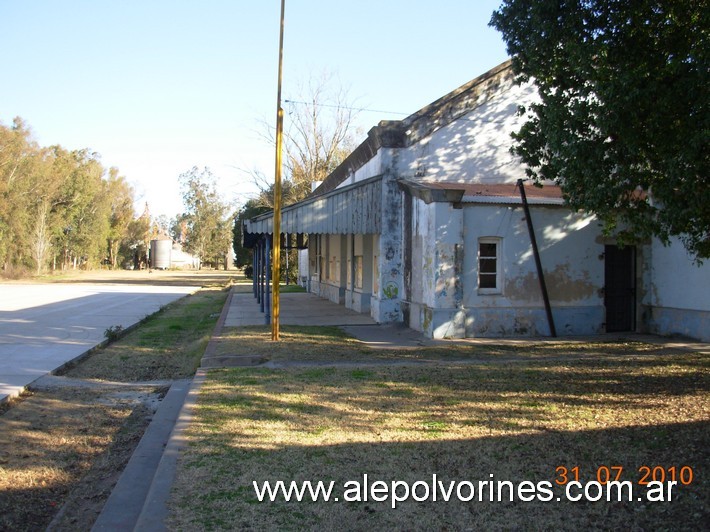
65, 286, 229, 381
168, 341, 710, 531
279, 283, 307, 293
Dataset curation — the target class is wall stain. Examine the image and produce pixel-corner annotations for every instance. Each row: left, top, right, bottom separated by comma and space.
505, 263, 597, 302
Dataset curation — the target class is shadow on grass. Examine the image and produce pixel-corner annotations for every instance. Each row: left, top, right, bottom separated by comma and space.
173, 419, 709, 531
0, 388, 157, 531
198, 355, 709, 435
46, 271, 239, 287
170, 353, 709, 530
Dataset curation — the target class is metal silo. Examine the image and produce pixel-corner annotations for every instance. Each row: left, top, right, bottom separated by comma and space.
150, 239, 172, 269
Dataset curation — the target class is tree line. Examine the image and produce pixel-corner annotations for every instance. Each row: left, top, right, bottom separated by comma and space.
0, 117, 143, 275
1, 118, 234, 277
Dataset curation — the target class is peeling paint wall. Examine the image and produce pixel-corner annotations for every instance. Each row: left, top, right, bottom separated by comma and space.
405, 200, 606, 338
281, 59, 709, 341
370, 150, 403, 324
644, 237, 710, 341
401, 198, 467, 338
461, 204, 605, 337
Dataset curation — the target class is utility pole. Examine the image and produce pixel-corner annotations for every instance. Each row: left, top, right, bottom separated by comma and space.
272, 0, 285, 340
517, 179, 556, 337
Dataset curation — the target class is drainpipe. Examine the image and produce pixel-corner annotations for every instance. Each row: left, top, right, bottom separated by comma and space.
517, 179, 557, 337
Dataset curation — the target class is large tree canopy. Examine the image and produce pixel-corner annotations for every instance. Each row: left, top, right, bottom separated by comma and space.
491, 0, 709, 258
179, 166, 233, 268
0, 117, 138, 274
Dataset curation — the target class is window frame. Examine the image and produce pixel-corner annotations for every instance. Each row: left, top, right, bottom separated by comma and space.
478, 237, 502, 295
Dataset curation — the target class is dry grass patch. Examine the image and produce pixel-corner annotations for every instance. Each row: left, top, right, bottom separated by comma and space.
0, 387, 157, 531
169, 351, 709, 531
1, 277, 232, 530
65, 286, 228, 381
213, 325, 375, 362
213, 324, 688, 365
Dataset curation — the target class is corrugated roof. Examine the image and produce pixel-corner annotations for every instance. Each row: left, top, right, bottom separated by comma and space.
245, 175, 383, 236
422, 181, 565, 205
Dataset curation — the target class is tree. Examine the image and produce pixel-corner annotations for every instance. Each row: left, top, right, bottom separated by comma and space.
0, 118, 39, 272
48, 147, 110, 271
105, 168, 135, 269
120, 211, 151, 270
0, 117, 137, 275
490, 0, 709, 258
251, 71, 361, 208
232, 199, 270, 268
179, 166, 232, 268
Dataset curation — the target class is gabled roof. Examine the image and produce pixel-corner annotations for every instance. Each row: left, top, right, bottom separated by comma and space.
311, 60, 515, 197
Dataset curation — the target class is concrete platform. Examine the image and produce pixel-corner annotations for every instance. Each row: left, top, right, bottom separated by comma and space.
224, 291, 378, 327
0, 283, 195, 403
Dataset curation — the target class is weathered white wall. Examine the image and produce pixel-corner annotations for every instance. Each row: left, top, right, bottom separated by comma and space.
403, 199, 467, 338
335, 152, 385, 189
400, 80, 539, 185
298, 249, 309, 287
461, 204, 605, 337
319, 234, 345, 304
644, 237, 710, 341
345, 234, 373, 313
369, 150, 404, 324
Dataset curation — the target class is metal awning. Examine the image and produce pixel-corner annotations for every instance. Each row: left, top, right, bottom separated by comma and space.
398, 179, 565, 205
245, 175, 382, 236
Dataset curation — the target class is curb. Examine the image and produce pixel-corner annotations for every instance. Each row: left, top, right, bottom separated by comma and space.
133, 370, 208, 531
91, 286, 234, 531
91, 378, 193, 531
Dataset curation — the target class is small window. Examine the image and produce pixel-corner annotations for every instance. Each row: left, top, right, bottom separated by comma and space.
478, 238, 501, 294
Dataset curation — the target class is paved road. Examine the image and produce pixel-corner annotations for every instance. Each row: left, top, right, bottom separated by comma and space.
0, 283, 195, 402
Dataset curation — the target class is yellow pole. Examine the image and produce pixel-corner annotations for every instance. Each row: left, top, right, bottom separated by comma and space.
272, 0, 285, 341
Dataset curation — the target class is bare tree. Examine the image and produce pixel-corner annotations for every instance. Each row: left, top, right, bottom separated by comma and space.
251, 71, 362, 208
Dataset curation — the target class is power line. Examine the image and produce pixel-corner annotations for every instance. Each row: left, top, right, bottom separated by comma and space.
283, 99, 409, 117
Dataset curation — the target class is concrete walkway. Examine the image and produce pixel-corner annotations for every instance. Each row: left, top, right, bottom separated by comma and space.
223, 290, 438, 349
224, 290, 378, 327
0, 283, 195, 403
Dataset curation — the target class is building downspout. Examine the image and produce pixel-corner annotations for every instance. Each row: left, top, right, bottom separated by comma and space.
517, 179, 557, 337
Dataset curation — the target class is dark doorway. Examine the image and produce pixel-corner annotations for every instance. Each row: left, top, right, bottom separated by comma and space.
604, 245, 636, 332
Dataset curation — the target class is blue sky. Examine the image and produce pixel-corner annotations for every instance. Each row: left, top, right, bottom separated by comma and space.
1, 1, 509, 218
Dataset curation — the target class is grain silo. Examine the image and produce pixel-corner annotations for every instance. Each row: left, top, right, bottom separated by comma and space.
150, 238, 172, 269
